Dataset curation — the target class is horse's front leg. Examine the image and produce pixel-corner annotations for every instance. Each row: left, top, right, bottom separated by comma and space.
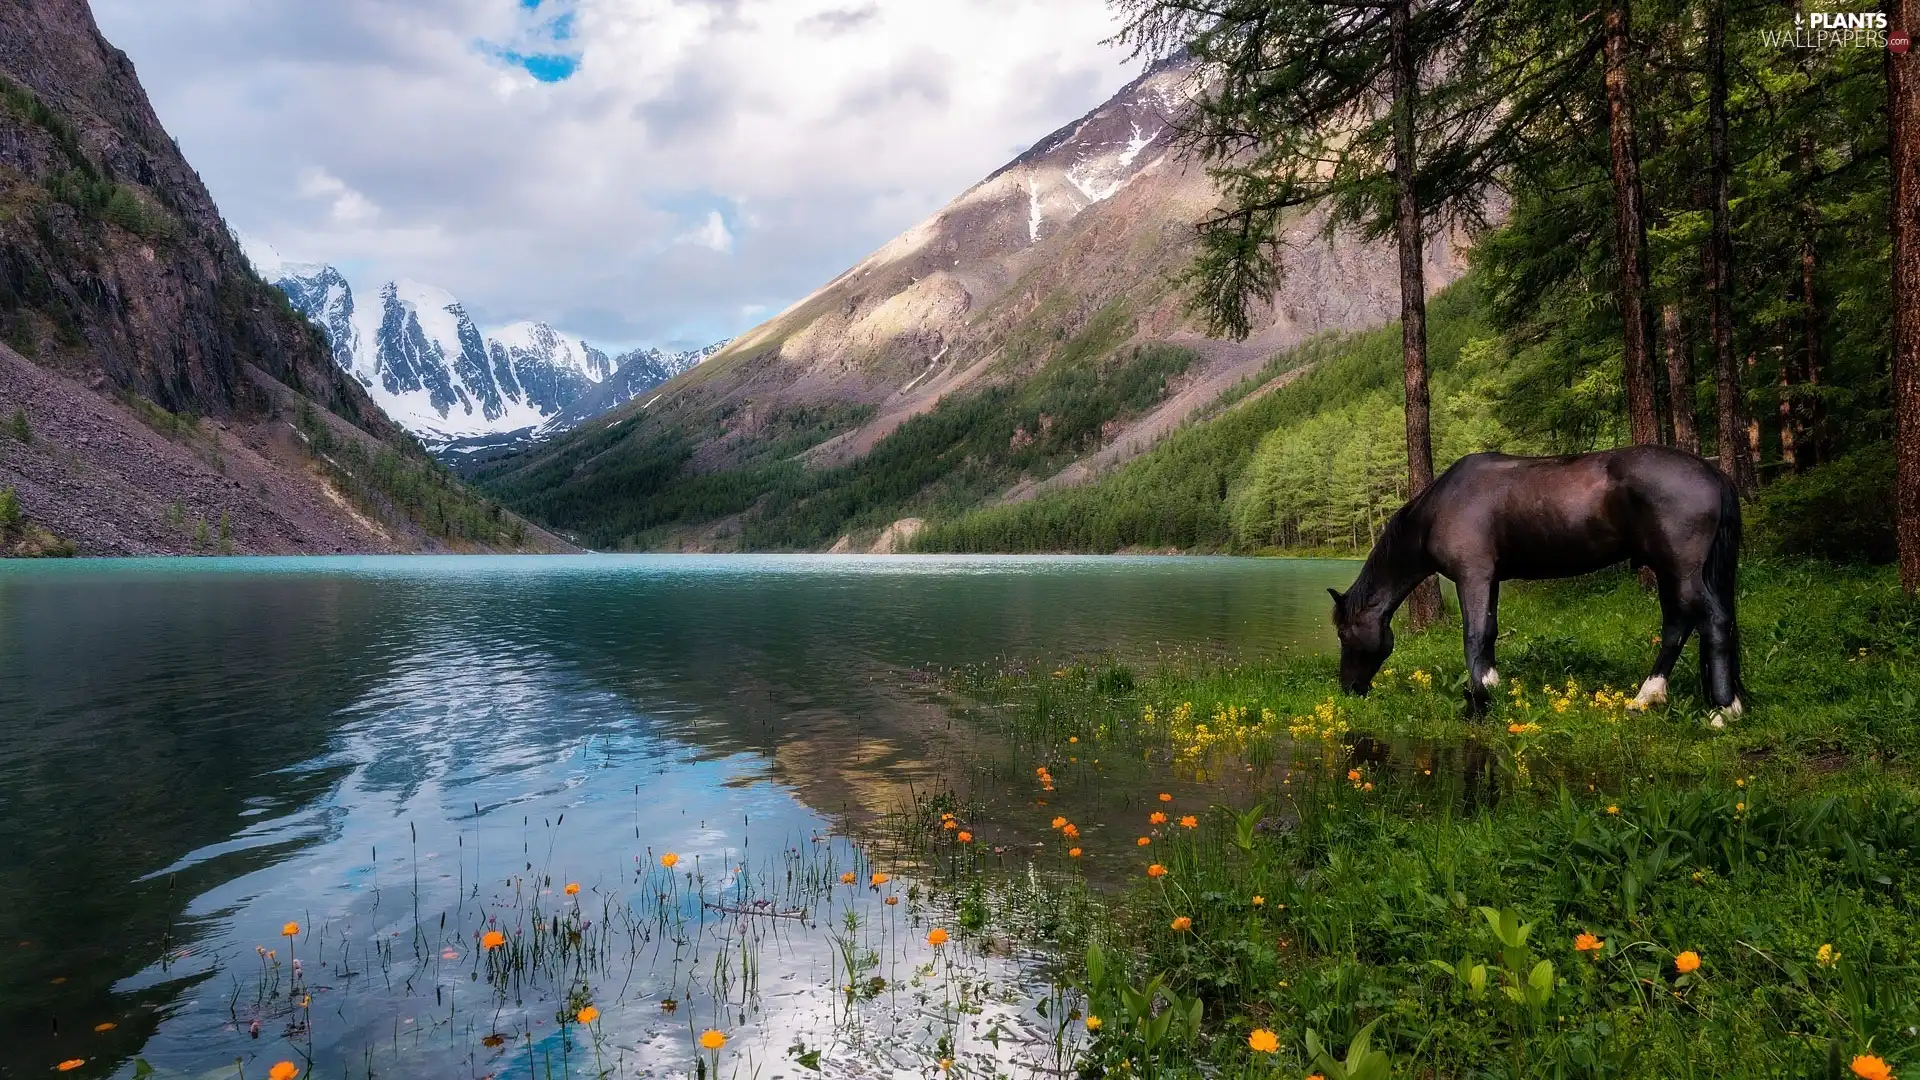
1458, 575, 1499, 718
1633, 577, 1698, 709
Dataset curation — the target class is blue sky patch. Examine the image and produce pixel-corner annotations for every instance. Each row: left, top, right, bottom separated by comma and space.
503, 50, 580, 82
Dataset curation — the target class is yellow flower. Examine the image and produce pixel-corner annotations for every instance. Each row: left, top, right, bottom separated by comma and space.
840, 871, 857, 884
870, 872, 890, 886
1158, 792, 1173, 803
661, 852, 680, 868
1248, 1028, 1280, 1053
1085, 1015, 1103, 1031
1147, 864, 1167, 878
1606, 805, 1620, 815
1170, 916, 1192, 932
564, 882, 580, 896
1735, 802, 1746, 812
1817, 943, 1840, 967
1575, 933, 1604, 953
576, 1005, 599, 1024
1851, 1055, 1894, 1080
1149, 811, 1168, 825
268, 1064, 299, 1080
481, 930, 506, 950
1674, 950, 1701, 974
938, 1059, 953, 1072
927, 928, 949, 946
1178, 815, 1198, 829
281, 922, 300, 938
1251, 895, 1265, 906
699, 1029, 727, 1050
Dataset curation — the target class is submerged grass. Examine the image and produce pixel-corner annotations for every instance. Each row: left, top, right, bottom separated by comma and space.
949, 560, 1920, 1077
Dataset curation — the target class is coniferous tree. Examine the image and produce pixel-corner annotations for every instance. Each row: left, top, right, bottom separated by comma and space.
1893, 0, 1920, 590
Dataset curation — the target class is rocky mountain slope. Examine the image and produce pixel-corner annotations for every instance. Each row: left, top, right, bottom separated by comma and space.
480, 55, 1470, 551
259, 252, 727, 463
0, 0, 563, 555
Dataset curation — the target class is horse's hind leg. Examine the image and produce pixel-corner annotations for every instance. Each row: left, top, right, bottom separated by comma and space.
1458, 574, 1499, 718
1634, 576, 1698, 709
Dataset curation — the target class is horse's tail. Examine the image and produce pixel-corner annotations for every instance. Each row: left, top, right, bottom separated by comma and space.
1703, 474, 1743, 698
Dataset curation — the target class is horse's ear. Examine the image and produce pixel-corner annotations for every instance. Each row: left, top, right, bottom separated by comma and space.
1328, 587, 1345, 610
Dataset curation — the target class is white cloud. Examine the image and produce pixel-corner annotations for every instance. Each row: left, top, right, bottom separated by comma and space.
679, 210, 733, 254
91, 0, 1134, 351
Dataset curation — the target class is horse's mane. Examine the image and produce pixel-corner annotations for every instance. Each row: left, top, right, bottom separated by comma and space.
1348, 485, 1435, 611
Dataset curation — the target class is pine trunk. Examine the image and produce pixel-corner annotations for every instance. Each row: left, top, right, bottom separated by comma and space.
1391, 0, 1443, 628
1798, 133, 1825, 466
1707, 0, 1757, 495
1893, 0, 1920, 592
1664, 303, 1700, 454
1605, 0, 1660, 447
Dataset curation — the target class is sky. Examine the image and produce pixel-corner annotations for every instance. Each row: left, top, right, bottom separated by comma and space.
91, 0, 1137, 352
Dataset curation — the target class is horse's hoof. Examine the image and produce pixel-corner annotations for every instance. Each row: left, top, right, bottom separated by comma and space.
1708, 714, 1727, 730
1633, 676, 1668, 709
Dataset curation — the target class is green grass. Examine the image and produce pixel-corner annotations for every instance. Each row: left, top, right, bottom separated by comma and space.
952, 561, 1920, 1077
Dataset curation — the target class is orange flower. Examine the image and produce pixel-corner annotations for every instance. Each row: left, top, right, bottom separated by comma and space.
268, 1064, 299, 1080
1136, 836, 1151, 847
564, 882, 580, 896
927, 928, 949, 946
885, 895, 899, 906
1170, 916, 1192, 932
1248, 1028, 1280, 1053
576, 1005, 599, 1024
942, 819, 958, 830
870, 872, 890, 886
92, 1023, 116, 1032
481, 930, 506, 950
1062, 823, 1080, 839
1069, 736, 1079, 744
57, 1063, 84, 1074
1347, 769, 1362, 782
1575, 933, 1604, 953
1147, 864, 1167, 878
840, 872, 857, 884
661, 852, 680, 868
699, 1029, 727, 1050
1674, 950, 1701, 973
1149, 811, 1169, 825
1051, 816, 1067, 829
1178, 815, 1198, 829
281, 922, 300, 938
956, 831, 972, 844
1068, 847, 1082, 858
1850, 1055, 1895, 1080
1158, 793, 1173, 802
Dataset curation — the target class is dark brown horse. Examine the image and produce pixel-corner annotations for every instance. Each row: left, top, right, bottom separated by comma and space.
1329, 446, 1744, 724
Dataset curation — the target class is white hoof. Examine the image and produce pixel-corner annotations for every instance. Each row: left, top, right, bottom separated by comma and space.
1481, 668, 1500, 689
1707, 698, 1743, 729
1633, 676, 1668, 708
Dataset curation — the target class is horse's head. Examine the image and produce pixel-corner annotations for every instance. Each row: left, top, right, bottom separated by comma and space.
1329, 587, 1392, 696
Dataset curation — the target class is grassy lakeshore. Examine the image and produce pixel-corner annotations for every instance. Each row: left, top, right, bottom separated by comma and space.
953, 560, 1920, 1078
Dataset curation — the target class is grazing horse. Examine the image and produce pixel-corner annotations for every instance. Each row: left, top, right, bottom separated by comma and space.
1329, 447, 1744, 723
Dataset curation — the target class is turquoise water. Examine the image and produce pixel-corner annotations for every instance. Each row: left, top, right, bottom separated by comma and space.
0, 555, 1354, 1078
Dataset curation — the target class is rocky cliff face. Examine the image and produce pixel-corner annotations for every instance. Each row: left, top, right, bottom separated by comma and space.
0, 0, 559, 554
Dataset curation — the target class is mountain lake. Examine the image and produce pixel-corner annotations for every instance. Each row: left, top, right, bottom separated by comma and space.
0, 555, 1359, 1079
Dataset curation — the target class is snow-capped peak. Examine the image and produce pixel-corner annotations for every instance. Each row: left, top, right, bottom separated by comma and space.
263, 260, 724, 455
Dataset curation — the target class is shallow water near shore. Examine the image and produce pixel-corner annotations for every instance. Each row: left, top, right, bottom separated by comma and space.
0, 554, 1353, 1078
